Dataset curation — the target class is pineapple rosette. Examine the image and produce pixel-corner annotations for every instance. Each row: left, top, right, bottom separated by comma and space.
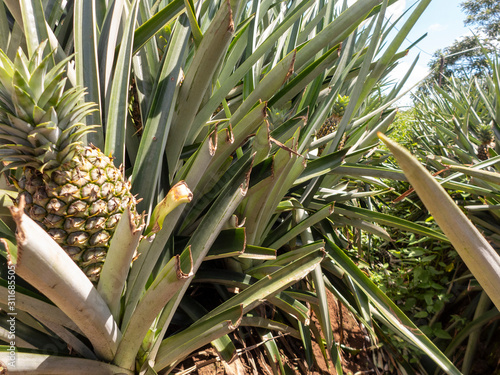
0, 43, 139, 282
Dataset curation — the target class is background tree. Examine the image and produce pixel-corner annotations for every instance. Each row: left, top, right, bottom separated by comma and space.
428, 37, 494, 84
416, 0, 499, 92
462, 0, 500, 39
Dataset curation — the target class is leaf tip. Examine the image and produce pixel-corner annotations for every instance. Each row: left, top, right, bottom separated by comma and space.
377, 131, 388, 142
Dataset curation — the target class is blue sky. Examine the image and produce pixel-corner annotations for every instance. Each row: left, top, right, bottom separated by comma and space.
385, 0, 471, 105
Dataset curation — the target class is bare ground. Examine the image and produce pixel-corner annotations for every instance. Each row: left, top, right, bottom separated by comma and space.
172, 289, 383, 375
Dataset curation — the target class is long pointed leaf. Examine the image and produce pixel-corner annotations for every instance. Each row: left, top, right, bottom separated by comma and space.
0, 351, 133, 374
8, 205, 120, 361
104, 0, 140, 166
114, 247, 193, 370
132, 15, 191, 215
74, 0, 103, 146
323, 236, 462, 375
379, 133, 500, 311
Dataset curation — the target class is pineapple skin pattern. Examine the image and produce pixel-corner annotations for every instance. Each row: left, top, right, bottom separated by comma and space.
0, 44, 138, 282
316, 95, 349, 154
17, 146, 138, 281
317, 94, 349, 138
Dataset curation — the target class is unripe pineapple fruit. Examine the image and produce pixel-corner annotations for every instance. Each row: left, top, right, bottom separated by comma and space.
477, 125, 494, 161
316, 94, 350, 155
331, 94, 349, 120
0, 43, 139, 282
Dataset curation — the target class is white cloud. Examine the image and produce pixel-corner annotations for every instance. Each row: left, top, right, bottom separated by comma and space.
387, 0, 406, 20
347, 0, 406, 19
346, 0, 406, 29
428, 23, 447, 32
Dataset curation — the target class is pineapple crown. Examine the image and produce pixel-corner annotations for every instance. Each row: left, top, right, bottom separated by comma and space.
330, 94, 349, 119
477, 124, 494, 144
0, 41, 97, 172
335, 94, 349, 106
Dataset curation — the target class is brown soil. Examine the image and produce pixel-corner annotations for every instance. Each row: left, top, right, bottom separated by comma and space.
310, 289, 373, 375
172, 290, 381, 375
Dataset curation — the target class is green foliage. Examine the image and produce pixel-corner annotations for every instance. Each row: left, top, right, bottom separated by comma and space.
0, 0, 477, 374
368, 232, 455, 338
387, 108, 417, 147
423, 37, 495, 88
417, 0, 500, 93
375, 48, 500, 375
411, 69, 497, 168
461, 0, 500, 39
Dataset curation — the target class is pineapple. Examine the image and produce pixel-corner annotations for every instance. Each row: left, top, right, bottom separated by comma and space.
316, 116, 337, 140
331, 94, 349, 121
477, 125, 494, 161
0, 43, 138, 282
316, 94, 350, 155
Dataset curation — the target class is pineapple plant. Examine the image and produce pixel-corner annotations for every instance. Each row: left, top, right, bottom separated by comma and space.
477, 124, 494, 160
0, 0, 466, 374
0, 43, 138, 282
406, 51, 500, 373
